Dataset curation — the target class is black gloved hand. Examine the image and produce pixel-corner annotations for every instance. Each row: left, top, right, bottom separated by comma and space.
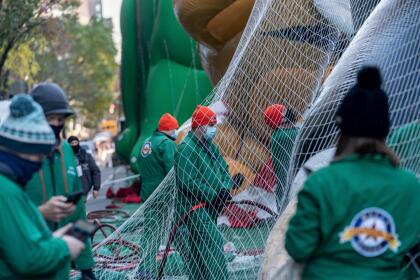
80, 269, 97, 280
404, 243, 420, 267
232, 173, 245, 189
211, 189, 232, 213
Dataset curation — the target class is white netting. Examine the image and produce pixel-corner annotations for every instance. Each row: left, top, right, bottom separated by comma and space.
91, 0, 419, 279
291, 0, 420, 184
262, 0, 420, 278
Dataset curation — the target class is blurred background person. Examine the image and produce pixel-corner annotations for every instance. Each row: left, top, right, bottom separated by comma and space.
68, 136, 101, 199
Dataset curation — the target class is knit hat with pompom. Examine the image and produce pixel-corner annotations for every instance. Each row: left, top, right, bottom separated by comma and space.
336, 66, 390, 139
0, 94, 56, 154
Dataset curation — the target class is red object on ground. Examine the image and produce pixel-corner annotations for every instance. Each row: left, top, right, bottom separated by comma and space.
115, 180, 141, 198
106, 187, 115, 198
122, 194, 141, 204
115, 186, 135, 198
253, 158, 276, 192
106, 203, 122, 209
224, 204, 258, 228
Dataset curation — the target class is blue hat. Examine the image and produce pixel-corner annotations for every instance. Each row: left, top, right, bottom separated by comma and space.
0, 94, 56, 154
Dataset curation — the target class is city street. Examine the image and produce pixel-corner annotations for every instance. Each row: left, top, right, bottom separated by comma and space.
86, 164, 133, 212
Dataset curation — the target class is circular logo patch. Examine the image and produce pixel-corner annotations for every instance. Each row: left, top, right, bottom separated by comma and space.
339, 207, 400, 257
141, 141, 152, 158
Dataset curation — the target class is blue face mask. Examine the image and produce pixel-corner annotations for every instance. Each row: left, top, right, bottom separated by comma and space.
0, 151, 43, 185
204, 126, 217, 142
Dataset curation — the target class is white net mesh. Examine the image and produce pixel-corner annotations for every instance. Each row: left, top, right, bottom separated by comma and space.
291, 0, 420, 185
90, 0, 419, 279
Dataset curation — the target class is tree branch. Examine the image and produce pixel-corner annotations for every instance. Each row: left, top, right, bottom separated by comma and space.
0, 18, 41, 78
0, 39, 16, 78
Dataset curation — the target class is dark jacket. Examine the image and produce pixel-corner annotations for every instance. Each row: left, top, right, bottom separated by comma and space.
75, 148, 101, 194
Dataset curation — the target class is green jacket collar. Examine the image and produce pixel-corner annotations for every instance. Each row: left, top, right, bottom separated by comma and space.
333, 153, 393, 166
188, 131, 211, 148
153, 130, 175, 141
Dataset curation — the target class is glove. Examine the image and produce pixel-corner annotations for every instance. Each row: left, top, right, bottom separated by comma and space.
232, 173, 245, 189
211, 189, 232, 213
80, 269, 97, 280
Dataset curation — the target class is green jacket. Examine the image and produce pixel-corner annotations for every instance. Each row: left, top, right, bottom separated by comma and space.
388, 120, 420, 176
175, 132, 232, 222
0, 173, 70, 280
286, 154, 420, 280
137, 131, 176, 201
25, 141, 94, 270
271, 127, 299, 200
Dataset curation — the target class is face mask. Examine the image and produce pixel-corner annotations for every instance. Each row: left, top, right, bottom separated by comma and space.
17, 159, 43, 185
171, 132, 178, 139
0, 151, 43, 185
204, 126, 217, 142
72, 145, 80, 154
50, 124, 64, 139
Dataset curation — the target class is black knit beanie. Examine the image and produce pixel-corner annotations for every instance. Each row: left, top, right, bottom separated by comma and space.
335, 66, 390, 139
68, 136, 79, 143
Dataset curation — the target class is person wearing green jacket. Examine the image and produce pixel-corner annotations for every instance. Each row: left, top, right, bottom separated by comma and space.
136, 113, 178, 278
264, 104, 299, 207
137, 113, 179, 201
285, 66, 420, 279
25, 83, 96, 280
174, 105, 232, 280
387, 119, 420, 177
0, 94, 85, 280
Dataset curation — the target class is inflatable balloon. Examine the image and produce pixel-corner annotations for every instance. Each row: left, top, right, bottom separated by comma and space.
263, 0, 420, 278
174, 0, 342, 198
173, 0, 255, 85
115, 0, 140, 160
292, 0, 420, 177
92, 0, 420, 279
116, 0, 213, 167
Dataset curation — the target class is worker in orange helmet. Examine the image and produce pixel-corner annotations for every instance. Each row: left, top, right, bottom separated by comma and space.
136, 113, 179, 278
174, 105, 233, 280
137, 113, 179, 201
264, 104, 298, 207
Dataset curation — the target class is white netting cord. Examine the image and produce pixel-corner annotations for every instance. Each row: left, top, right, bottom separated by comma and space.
265, 0, 419, 278
89, 0, 419, 279
290, 0, 419, 190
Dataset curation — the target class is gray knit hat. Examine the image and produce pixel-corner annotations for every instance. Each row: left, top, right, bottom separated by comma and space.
30, 83, 74, 117
0, 94, 56, 155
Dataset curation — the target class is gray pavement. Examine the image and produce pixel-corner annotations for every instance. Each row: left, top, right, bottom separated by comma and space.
85, 165, 133, 212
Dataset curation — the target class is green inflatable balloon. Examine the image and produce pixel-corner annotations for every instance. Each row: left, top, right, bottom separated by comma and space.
117, 0, 212, 171
115, 0, 141, 160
